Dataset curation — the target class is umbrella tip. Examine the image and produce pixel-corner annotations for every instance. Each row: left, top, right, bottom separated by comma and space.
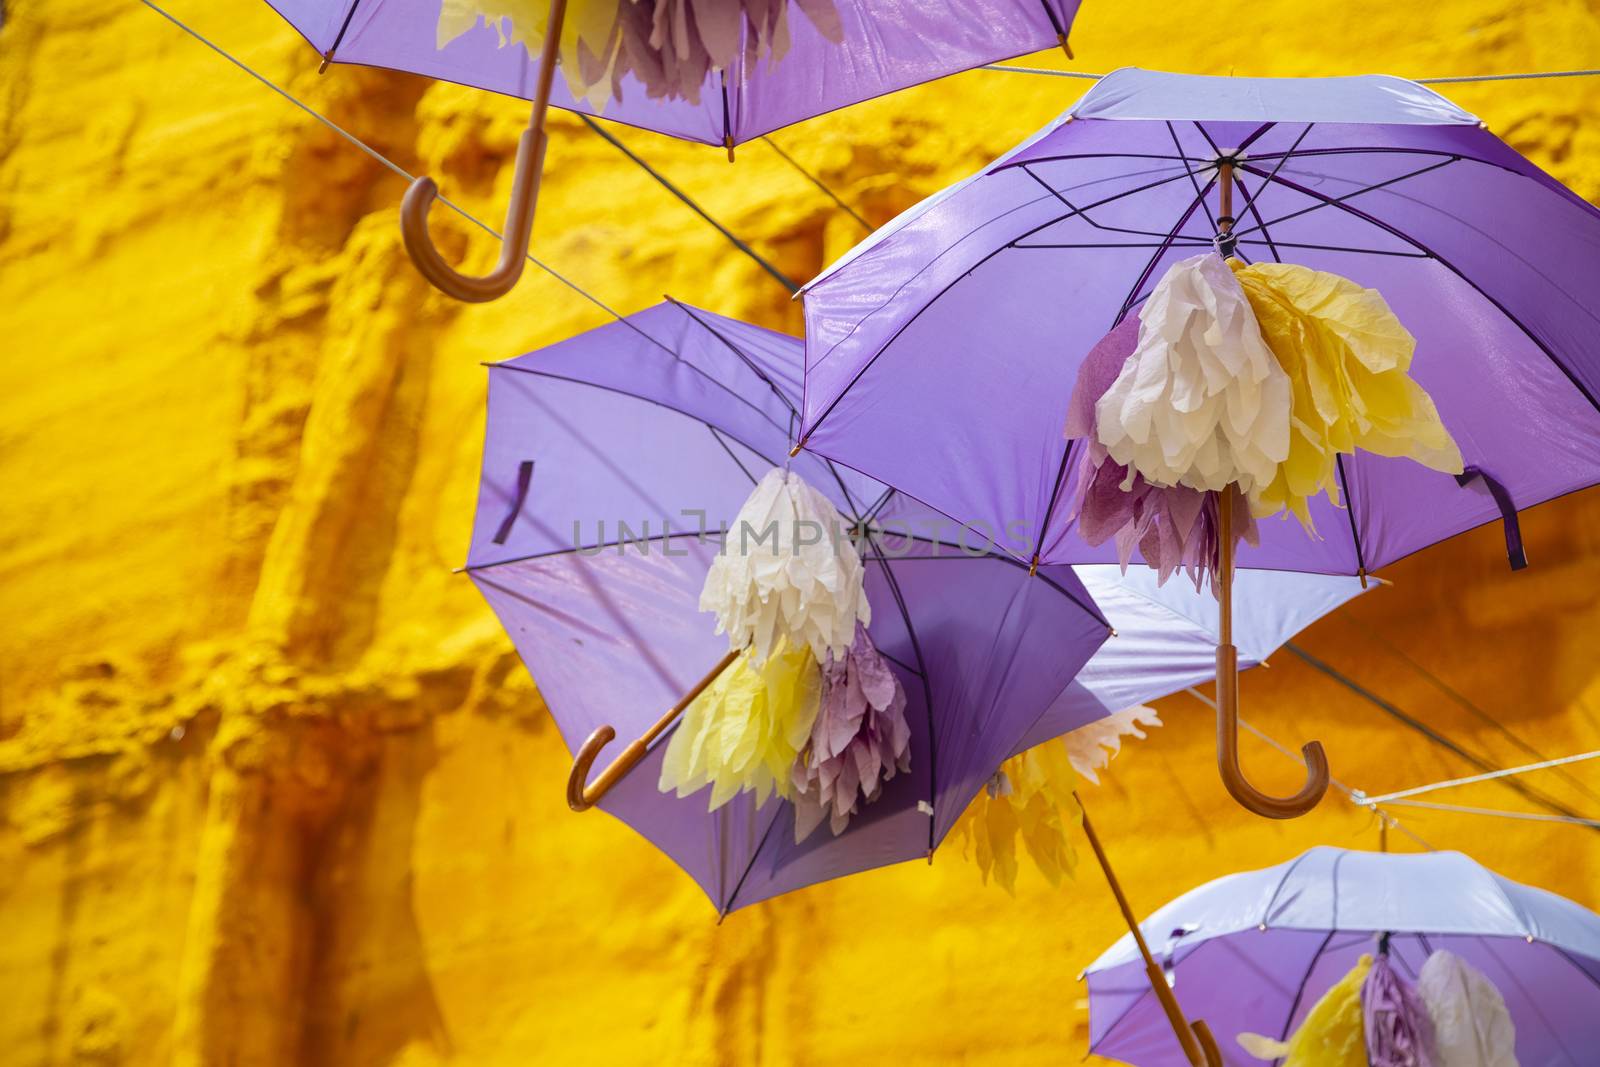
788, 441, 804, 458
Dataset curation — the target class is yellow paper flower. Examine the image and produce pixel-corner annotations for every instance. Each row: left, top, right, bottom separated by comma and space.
1239, 955, 1373, 1067
952, 739, 1082, 893
658, 639, 821, 811
1229, 260, 1463, 531
437, 0, 621, 108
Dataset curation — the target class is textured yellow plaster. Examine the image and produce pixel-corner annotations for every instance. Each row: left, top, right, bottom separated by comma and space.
3, 1, 1600, 1064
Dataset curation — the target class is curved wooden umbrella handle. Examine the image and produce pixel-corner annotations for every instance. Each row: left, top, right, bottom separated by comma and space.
1214, 490, 1331, 820
1190, 1020, 1224, 1067
566, 649, 741, 812
401, 121, 546, 303
399, 0, 567, 303
1215, 643, 1330, 818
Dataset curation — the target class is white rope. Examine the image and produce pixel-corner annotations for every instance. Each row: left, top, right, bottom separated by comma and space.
1378, 798, 1600, 829
137, 0, 636, 327
980, 64, 1600, 85
1357, 749, 1600, 806
1183, 687, 1434, 850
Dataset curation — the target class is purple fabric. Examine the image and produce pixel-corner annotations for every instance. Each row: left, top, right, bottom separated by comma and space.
801, 69, 1600, 577
264, 0, 1079, 145
791, 622, 912, 841
1363, 950, 1438, 1067
1084, 847, 1600, 1067
1062, 316, 1258, 591
468, 302, 1110, 913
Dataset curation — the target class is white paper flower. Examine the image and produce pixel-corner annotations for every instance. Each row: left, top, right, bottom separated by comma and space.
1095, 253, 1291, 494
1419, 950, 1519, 1067
700, 468, 870, 664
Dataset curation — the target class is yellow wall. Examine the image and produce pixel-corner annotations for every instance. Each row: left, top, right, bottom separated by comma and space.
3, 1, 1600, 1063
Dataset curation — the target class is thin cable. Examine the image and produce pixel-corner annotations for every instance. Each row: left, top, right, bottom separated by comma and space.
980, 64, 1105, 79
1284, 642, 1600, 833
761, 136, 872, 231
1379, 798, 1600, 829
1183, 687, 1434, 850
978, 64, 1600, 84
1359, 750, 1600, 806
137, 0, 646, 333
1342, 616, 1600, 806
578, 114, 801, 295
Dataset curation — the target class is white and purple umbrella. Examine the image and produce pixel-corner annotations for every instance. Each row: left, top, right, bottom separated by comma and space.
796, 68, 1600, 818
1087, 847, 1600, 1067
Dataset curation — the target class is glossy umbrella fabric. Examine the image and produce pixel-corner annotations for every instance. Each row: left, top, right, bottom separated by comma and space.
1085, 848, 1600, 1067
1017, 565, 1366, 752
466, 300, 1111, 914
466, 302, 1368, 912
265, 0, 1081, 145
799, 68, 1600, 576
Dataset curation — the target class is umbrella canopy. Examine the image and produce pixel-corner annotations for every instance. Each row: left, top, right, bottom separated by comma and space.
797, 66, 1600, 819
1086, 847, 1600, 1067
1018, 565, 1366, 752
264, 1, 1084, 301
465, 302, 1367, 913
269, 0, 1082, 146
798, 67, 1600, 577
466, 300, 1110, 913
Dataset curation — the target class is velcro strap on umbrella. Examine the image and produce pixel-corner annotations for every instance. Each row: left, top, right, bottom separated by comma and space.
1455, 465, 1526, 570
492, 461, 535, 545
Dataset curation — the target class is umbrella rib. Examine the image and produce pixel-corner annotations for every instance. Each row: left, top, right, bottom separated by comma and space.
1230, 157, 1458, 238
1231, 240, 1428, 257
1334, 457, 1369, 577
719, 804, 788, 916
1477, 937, 1585, 1066
707, 426, 760, 487
468, 530, 705, 573
324, 0, 364, 63
1169, 122, 1222, 236
488, 362, 791, 452
665, 298, 803, 424
992, 152, 1228, 175
1031, 439, 1077, 571
802, 168, 1200, 441
859, 534, 1106, 625
1113, 171, 1217, 327
1271, 929, 1338, 1061
1235, 161, 1600, 419
1020, 165, 1210, 240
1547, 943, 1600, 994
859, 529, 938, 851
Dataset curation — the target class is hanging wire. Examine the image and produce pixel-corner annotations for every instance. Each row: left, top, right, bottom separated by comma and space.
1378, 799, 1600, 829
1184, 687, 1434, 850
761, 136, 873, 232
133, 0, 656, 332
578, 115, 802, 294
1284, 642, 1600, 833
979, 64, 1600, 83
1358, 749, 1600, 806
1340, 616, 1600, 807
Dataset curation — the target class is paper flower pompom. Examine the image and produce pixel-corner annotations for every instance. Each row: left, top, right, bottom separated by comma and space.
1095, 253, 1291, 495
658, 639, 821, 810
701, 467, 870, 665
790, 624, 912, 841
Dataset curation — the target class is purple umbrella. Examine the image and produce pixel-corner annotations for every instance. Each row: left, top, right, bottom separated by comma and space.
465, 300, 1112, 914
1086, 847, 1600, 1067
264, 0, 1082, 301
796, 68, 1600, 817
